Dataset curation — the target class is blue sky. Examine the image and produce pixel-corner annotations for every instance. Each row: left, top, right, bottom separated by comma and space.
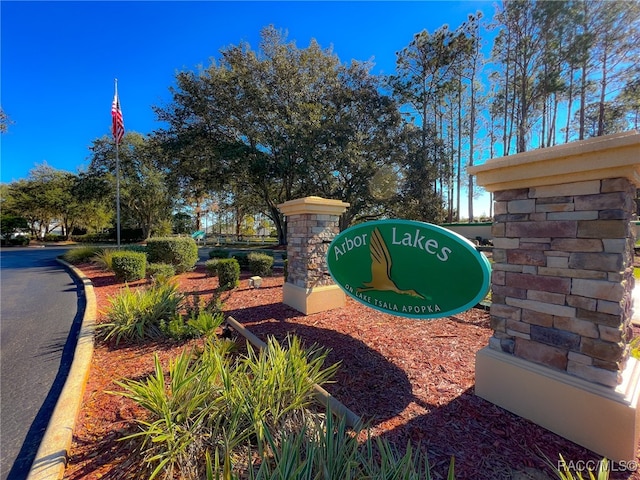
1, 0, 494, 216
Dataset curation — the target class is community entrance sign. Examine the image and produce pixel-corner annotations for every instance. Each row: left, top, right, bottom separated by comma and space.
326, 219, 491, 319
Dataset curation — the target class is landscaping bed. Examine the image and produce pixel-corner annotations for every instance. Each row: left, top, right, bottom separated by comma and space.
64, 264, 639, 479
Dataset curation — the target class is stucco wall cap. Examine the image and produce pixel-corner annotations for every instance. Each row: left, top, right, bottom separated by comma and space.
468, 131, 640, 192
278, 196, 350, 216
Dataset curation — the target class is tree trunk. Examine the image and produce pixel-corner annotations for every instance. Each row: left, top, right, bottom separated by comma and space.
565, 68, 574, 143
597, 48, 608, 137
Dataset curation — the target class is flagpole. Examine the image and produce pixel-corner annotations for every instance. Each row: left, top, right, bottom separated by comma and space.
115, 137, 121, 248
114, 79, 121, 248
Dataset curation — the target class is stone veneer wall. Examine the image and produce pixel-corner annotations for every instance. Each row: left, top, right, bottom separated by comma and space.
489, 177, 636, 388
286, 213, 341, 289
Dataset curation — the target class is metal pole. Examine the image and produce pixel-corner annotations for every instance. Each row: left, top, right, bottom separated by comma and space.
114, 78, 121, 248
115, 140, 121, 248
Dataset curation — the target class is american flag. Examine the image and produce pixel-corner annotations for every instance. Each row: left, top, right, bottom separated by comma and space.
111, 87, 124, 144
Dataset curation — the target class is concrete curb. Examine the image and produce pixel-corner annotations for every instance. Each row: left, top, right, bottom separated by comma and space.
27, 259, 96, 480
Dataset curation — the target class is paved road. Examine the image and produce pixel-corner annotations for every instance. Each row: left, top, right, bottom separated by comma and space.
0, 247, 81, 480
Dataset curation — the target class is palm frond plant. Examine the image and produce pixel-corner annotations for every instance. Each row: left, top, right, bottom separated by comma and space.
99, 281, 184, 344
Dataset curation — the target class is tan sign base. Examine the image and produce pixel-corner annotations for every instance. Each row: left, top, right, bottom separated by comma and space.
283, 282, 346, 315
475, 347, 640, 461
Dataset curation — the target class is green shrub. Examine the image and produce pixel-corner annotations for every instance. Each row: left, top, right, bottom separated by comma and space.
43, 234, 64, 242
125, 244, 148, 254
146, 237, 198, 273
62, 246, 102, 264
205, 259, 219, 277
208, 249, 229, 259
111, 251, 147, 282
69, 232, 111, 243
1, 236, 30, 246
146, 263, 176, 283
231, 252, 249, 269
217, 258, 240, 290
247, 252, 273, 277
100, 282, 184, 344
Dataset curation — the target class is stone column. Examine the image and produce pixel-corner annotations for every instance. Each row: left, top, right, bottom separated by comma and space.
468, 131, 640, 462
278, 196, 349, 315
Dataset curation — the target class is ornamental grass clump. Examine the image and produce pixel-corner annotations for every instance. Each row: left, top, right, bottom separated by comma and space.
61, 246, 102, 264
91, 247, 118, 271
112, 334, 449, 479
160, 310, 225, 341
112, 335, 339, 479
100, 281, 184, 344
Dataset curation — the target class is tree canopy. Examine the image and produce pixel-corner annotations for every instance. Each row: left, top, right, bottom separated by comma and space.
5, 2, 640, 241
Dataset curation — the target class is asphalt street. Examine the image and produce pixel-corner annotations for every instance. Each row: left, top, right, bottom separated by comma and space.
0, 243, 281, 479
0, 246, 81, 480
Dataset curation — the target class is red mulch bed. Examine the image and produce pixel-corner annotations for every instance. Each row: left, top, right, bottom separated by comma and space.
64, 264, 640, 480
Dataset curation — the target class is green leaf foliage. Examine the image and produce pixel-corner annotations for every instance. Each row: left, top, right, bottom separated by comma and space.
205, 258, 219, 277
146, 237, 198, 273
146, 262, 176, 283
112, 335, 339, 479
61, 246, 102, 264
247, 252, 273, 277
99, 281, 184, 344
208, 249, 229, 259
231, 252, 249, 269
217, 258, 240, 290
112, 334, 451, 479
111, 250, 147, 282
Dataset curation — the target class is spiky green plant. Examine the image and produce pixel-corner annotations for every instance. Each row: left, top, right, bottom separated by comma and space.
236, 411, 447, 480
112, 336, 339, 479
91, 247, 118, 271
235, 336, 340, 445
99, 281, 184, 344
113, 341, 253, 479
160, 310, 225, 341
555, 455, 609, 480
188, 310, 225, 337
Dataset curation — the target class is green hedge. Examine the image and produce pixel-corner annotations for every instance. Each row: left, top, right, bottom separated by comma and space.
247, 252, 273, 276
146, 262, 176, 281
146, 237, 198, 273
112, 251, 147, 282
1, 236, 30, 246
231, 252, 249, 269
217, 258, 240, 290
208, 249, 229, 259
205, 259, 219, 277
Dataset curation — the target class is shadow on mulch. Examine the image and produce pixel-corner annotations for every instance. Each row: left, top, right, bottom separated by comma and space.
231, 318, 415, 424
375, 388, 629, 480
226, 302, 637, 480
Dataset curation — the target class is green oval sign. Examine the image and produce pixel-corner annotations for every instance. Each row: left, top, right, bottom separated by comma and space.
326, 219, 491, 319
